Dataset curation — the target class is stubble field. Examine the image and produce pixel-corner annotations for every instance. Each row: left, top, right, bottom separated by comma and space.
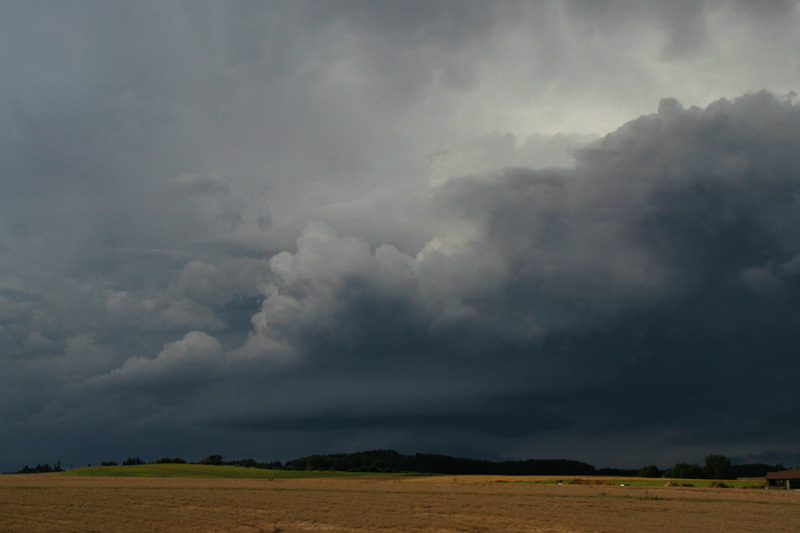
2, 473, 798, 532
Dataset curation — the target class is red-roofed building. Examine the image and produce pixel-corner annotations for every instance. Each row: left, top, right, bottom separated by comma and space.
765, 470, 800, 490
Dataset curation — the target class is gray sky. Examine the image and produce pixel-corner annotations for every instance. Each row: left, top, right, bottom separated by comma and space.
2, 0, 800, 472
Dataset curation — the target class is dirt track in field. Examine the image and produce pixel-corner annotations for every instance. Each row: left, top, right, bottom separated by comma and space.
2, 474, 798, 532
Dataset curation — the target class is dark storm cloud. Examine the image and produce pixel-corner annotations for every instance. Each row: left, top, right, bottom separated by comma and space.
70, 91, 800, 468
211, 409, 570, 440
2, 1, 800, 472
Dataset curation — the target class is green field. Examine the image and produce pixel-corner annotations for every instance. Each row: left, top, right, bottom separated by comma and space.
58, 465, 766, 488
60, 464, 398, 479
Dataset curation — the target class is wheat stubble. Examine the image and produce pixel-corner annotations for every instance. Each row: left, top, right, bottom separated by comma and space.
2, 474, 797, 532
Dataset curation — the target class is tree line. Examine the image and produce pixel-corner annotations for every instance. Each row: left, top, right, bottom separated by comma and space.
637, 454, 760, 480
94, 455, 283, 470
11, 460, 64, 474
281, 449, 598, 475
280, 450, 785, 479
7, 450, 789, 478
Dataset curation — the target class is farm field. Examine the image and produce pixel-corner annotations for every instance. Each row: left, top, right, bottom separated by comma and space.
2, 472, 798, 532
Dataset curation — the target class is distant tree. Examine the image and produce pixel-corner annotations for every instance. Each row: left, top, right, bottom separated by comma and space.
703, 454, 734, 480
123, 457, 145, 466
153, 457, 187, 464
639, 464, 662, 478
101, 461, 118, 466
664, 462, 703, 479
731, 463, 784, 478
200, 454, 223, 465
16, 463, 55, 474
597, 468, 638, 477
230, 458, 257, 468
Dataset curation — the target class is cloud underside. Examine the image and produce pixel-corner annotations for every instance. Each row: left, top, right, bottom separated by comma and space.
2, 2, 800, 469
3, 91, 799, 467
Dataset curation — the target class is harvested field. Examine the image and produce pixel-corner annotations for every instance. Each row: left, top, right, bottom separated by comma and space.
2, 473, 798, 532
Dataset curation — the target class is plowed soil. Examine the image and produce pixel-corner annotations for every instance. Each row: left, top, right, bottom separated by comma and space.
2, 473, 797, 532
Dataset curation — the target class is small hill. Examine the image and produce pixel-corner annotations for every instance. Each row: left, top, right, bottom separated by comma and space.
284, 449, 597, 476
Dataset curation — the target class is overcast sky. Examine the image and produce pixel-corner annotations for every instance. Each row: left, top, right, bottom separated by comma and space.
2, 1, 800, 472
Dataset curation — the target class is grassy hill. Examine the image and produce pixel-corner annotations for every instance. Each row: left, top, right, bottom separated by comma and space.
60, 463, 392, 479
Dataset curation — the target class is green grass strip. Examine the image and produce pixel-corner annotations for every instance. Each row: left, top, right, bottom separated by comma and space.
60, 464, 396, 479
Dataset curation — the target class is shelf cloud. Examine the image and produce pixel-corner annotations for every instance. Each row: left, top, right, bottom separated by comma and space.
2, 1, 799, 471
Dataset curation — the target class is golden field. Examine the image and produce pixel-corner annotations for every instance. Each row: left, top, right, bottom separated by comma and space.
2, 473, 798, 532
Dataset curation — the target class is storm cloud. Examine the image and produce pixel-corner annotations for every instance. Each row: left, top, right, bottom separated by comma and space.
2, 1, 800, 471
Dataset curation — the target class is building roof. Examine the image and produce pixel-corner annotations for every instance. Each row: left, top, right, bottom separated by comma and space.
765, 470, 800, 480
